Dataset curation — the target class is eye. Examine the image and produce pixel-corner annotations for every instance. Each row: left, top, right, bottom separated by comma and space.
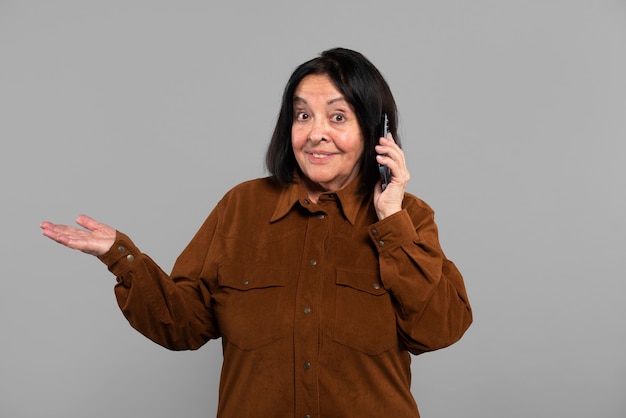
331, 113, 345, 122
295, 111, 309, 121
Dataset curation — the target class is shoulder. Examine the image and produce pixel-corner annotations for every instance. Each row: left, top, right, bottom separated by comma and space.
216, 177, 284, 208
223, 177, 281, 197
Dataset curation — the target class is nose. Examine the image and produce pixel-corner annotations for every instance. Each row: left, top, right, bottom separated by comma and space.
307, 117, 328, 143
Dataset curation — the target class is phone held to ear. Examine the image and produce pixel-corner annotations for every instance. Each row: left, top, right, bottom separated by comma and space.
378, 113, 391, 191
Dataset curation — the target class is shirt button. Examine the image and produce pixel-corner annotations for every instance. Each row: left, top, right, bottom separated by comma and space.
117, 246, 125, 254
304, 361, 311, 369
304, 307, 311, 315
309, 259, 317, 266
317, 213, 325, 219
305, 415, 311, 418
304, 199, 311, 204
378, 240, 385, 247
373, 283, 381, 290
242, 279, 250, 286
126, 254, 134, 262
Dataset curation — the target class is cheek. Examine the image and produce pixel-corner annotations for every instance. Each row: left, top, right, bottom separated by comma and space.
355, 138, 365, 156
291, 127, 305, 150
340, 134, 365, 157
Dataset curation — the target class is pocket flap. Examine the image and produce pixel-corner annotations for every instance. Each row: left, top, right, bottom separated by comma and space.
218, 264, 289, 291
336, 268, 386, 296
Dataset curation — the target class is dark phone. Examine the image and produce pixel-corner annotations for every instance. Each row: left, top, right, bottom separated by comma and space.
378, 113, 391, 190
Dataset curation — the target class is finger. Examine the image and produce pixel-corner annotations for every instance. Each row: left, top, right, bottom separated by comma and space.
376, 145, 406, 172
41, 224, 76, 246
376, 154, 394, 168
40, 221, 54, 230
42, 225, 100, 253
40, 221, 66, 237
379, 132, 395, 141
376, 136, 401, 156
41, 223, 84, 242
377, 151, 409, 185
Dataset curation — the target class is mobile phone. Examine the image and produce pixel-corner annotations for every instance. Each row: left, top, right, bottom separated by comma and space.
378, 113, 391, 190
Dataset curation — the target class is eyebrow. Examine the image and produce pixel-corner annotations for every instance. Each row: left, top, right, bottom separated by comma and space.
293, 96, 348, 106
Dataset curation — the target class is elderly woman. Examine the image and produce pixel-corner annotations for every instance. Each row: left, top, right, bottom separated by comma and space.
41, 47, 472, 418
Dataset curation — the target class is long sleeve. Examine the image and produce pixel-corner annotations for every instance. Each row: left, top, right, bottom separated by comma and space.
369, 196, 472, 354
98, 212, 221, 351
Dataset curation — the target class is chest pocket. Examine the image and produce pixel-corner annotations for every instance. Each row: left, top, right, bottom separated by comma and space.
216, 264, 290, 351
334, 268, 398, 355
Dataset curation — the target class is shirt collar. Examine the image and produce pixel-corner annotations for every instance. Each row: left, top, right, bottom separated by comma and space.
270, 173, 368, 225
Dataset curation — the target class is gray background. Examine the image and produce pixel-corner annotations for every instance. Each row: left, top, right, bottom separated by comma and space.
1, 1, 625, 417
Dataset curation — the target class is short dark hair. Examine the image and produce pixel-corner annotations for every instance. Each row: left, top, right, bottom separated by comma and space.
265, 47, 400, 195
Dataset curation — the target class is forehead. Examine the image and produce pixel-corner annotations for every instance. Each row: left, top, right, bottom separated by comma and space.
293, 74, 345, 103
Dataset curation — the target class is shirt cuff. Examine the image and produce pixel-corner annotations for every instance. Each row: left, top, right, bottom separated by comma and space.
368, 210, 419, 253
97, 231, 140, 287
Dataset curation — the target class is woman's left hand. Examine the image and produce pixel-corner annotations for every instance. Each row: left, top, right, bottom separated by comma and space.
373, 133, 410, 220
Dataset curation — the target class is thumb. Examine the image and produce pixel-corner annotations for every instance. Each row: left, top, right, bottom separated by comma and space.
75, 214, 101, 231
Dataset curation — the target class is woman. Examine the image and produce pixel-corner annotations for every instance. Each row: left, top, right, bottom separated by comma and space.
41, 47, 472, 417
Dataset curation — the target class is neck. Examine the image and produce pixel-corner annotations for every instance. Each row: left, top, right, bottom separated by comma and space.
302, 180, 322, 203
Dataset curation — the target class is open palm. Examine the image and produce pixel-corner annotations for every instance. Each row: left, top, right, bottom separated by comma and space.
40, 214, 116, 256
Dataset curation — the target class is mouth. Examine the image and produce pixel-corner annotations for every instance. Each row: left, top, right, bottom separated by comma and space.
306, 151, 335, 163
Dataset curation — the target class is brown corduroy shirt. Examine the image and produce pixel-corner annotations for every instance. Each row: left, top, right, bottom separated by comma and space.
98, 175, 472, 418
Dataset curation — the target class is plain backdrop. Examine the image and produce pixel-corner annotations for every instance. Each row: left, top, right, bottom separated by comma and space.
1, 1, 625, 417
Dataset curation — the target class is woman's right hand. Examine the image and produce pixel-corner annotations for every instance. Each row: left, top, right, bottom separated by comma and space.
40, 214, 116, 256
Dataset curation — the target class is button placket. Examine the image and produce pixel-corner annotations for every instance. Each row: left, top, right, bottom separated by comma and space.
294, 199, 332, 418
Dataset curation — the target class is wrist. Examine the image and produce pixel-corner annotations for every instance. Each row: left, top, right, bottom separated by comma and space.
376, 206, 402, 221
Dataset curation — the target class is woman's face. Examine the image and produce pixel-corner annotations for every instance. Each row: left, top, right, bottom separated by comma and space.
291, 74, 364, 196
